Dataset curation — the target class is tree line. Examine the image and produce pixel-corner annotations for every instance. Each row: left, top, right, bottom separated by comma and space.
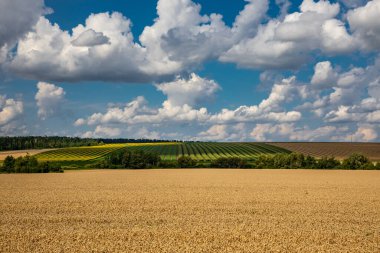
251, 153, 380, 170
2, 151, 379, 173
0, 136, 181, 151
94, 150, 380, 170
0, 136, 100, 151
0, 155, 63, 173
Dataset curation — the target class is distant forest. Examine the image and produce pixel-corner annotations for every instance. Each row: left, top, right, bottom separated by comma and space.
0, 136, 180, 151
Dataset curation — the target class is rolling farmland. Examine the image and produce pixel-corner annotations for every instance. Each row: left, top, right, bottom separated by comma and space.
33, 142, 290, 162
124, 142, 290, 161
270, 142, 380, 161
0, 149, 56, 161
34, 144, 128, 161
1, 169, 379, 252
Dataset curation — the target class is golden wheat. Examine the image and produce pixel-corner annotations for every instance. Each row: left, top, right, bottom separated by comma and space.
0, 169, 379, 252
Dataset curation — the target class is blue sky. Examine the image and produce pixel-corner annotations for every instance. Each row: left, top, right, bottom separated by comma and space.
1, 0, 380, 141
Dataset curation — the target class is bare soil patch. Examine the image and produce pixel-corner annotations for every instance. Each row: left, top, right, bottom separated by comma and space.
270, 142, 380, 161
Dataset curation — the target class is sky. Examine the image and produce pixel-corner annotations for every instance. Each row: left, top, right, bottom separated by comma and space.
0, 0, 380, 142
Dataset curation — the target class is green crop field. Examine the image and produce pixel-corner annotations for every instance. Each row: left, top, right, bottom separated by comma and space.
33, 142, 290, 162
34, 144, 129, 161
124, 142, 290, 161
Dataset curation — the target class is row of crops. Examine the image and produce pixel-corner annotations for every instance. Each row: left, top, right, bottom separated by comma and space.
35, 142, 290, 162
34, 144, 128, 161
126, 142, 290, 161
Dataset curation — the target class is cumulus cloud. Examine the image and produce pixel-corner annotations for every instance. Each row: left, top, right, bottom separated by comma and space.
321, 19, 356, 53
210, 76, 304, 123
5, 0, 380, 81
134, 127, 161, 140
74, 96, 153, 126
35, 82, 65, 120
0, 0, 49, 71
0, 0, 47, 49
198, 125, 229, 141
349, 125, 378, 141
75, 74, 219, 126
75, 74, 305, 128
9, 13, 151, 82
289, 56, 380, 135
311, 61, 338, 88
339, 0, 366, 8
347, 0, 380, 50
82, 125, 121, 138
300, 0, 340, 17
71, 29, 110, 47
197, 123, 248, 141
7, 0, 270, 82
220, 0, 357, 70
250, 123, 352, 141
3, 0, 380, 82
0, 94, 23, 126
155, 73, 220, 107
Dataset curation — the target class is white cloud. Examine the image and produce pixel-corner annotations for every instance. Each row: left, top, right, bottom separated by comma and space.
311, 61, 338, 88
347, 0, 380, 50
9, 13, 152, 82
324, 105, 360, 122
3, 0, 380, 82
250, 123, 350, 141
231, 0, 269, 38
74, 74, 306, 135
198, 124, 229, 141
75, 96, 153, 126
321, 19, 356, 53
339, 0, 366, 8
134, 127, 161, 140
75, 74, 218, 126
7, 0, 269, 82
0, 0, 47, 48
220, 20, 304, 69
210, 76, 303, 123
196, 123, 249, 141
82, 125, 121, 138
155, 73, 220, 107
35, 82, 65, 120
298, 57, 380, 127
220, 0, 356, 70
366, 110, 380, 123
0, 94, 23, 126
300, 0, 340, 18
71, 29, 110, 47
349, 125, 378, 141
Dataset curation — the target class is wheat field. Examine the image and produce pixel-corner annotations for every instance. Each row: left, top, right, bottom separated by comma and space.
0, 169, 379, 252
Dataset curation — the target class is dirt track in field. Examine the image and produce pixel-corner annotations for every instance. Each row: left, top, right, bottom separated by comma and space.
0, 149, 56, 161
270, 142, 380, 161
1, 169, 379, 252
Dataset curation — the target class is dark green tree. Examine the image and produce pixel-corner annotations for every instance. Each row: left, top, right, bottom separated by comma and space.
253, 155, 274, 168
2, 155, 16, 173
211, 157, 247, 168
177, 156, 196, 168
315, 156, 341, 169
342, 153, 371, 170
304, 155, 317, 169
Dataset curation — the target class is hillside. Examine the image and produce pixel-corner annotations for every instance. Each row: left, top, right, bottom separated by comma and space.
270, 142, 380, 161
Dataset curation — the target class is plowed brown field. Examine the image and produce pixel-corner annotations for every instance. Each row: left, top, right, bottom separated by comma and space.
1, 169, 379, 252
270, 142, 380, 161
